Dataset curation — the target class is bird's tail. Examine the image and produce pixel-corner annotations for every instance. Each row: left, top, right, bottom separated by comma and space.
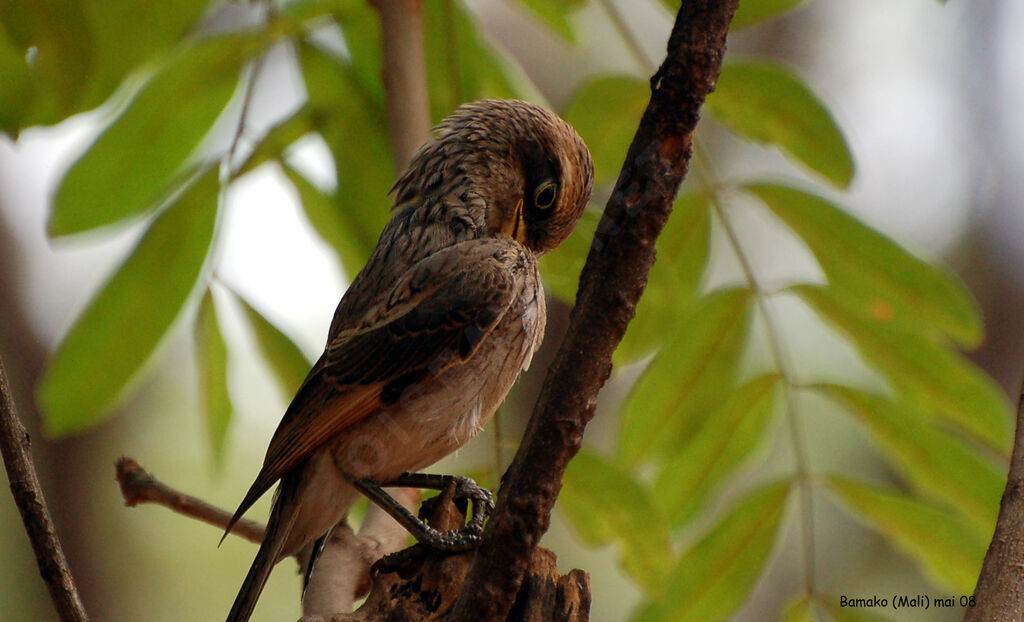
226, 480, 301, 622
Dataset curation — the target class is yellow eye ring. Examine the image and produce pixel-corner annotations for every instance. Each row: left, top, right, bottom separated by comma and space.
533, 181, 557, 209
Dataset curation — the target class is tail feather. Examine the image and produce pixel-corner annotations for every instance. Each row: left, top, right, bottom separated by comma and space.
226, 482, 300, 622
221, 478, 270, 548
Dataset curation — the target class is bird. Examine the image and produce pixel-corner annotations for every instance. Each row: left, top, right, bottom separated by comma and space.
224, 99, 594, 621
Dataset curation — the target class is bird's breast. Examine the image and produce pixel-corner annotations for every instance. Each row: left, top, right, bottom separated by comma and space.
329, 261, 544, 480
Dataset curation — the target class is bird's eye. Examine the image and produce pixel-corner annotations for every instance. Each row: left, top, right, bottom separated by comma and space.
533, 181, 557, 209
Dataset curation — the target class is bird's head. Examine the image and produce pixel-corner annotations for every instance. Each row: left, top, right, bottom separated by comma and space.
392, 99, 594, 256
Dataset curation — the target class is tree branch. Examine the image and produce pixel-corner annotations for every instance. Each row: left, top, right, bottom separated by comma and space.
965, 372, 1024, 621
0, 355, 89, 622
115, 457, 266, 544
371, 0, 432, 173
449, 2, 739, 619
115, 457, 422, 614
330, 485, 590, 621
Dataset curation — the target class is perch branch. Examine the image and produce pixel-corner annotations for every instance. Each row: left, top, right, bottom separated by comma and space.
0, 355, 89, 622
965, 373, 1024, 621
115, 457, 266, 544
450, 1, 739, 619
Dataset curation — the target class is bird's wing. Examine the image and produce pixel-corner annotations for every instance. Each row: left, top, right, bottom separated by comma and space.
225, 242, 518, 534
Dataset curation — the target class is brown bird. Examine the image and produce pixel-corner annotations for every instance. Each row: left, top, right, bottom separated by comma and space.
225, 99, 593, 621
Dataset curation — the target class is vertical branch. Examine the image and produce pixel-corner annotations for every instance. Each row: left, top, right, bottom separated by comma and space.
965, 373, 1024, 621
449, 1, 739, 620
0, 355, 89, 622
371, 0, 432, 172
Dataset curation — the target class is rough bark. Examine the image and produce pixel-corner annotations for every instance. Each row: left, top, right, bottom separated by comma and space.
449, 1, 739, 619
965, 375, 1024, 622
331, 484, 590, 622
0, 355, 89, 622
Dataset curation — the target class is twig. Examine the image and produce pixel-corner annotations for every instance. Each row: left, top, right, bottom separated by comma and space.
224, 56, 267, 176
223, 0, 274, 179
449, 1, 740, 619
371, 0, 432, 172
965, 373, 1024, 621
115, 457, 266, 544
114, 457, 420, 615
694, 141, 817, 597
714, 197, 818, 594
0, 355, 89, 622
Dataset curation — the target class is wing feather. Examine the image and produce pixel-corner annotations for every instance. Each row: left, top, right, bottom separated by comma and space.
225, 242, 518, 535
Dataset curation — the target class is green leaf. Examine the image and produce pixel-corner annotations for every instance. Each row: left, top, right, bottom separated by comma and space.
333, 0, 385, 99
0, 25, 33, 135
234, 294, 312, 400
517, 0, 585, 42
615, 191, 711, 364
0, 0, 92, 125
78, 0, 212, 109
38, 168, 220, 435
423, 1, 525, 123
540, 206, 599, 303
282, 163, 374, 279
655, 375, 779, 527
614, 259, 687, 364
731, 0, 807, 30
560, 449, 673, 594
779, 595, 814, 622
421, 1, 520, 122
299, 42, 391, 271
635, 481, 790, 622
826, 475, 987, 594
563, 75, 648, 186
795, 285, 1011, 453
815, 384, 1003, 535
195, 289, 232, 465
236, 105, 321, 178
706, 61, 854, 187
748, 183, 982, 347
618, 288, 752, 467
51, 34, 255, 237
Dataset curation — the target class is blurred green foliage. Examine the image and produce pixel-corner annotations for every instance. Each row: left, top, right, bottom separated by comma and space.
37, 167, 220, 435
3, 0, 1007, 620
196, 290, 233, 464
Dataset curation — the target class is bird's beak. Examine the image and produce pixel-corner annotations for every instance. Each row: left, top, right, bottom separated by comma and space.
500, 199, 527, 245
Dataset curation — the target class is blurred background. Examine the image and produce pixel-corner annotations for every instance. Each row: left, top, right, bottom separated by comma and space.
1, 0, 1022, 620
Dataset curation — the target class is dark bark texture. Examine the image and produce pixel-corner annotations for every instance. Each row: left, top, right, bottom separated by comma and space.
332, 483, 590, 622
449, 1, 739, 620
965, 376, 1024, 622
0, 356, 89, 622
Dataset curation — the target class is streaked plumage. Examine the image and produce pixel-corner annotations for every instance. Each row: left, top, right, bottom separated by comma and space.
225, 99, 593, 621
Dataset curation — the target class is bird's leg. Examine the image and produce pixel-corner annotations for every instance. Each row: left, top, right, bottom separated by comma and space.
348, 475, 491, 551
382, 472, 494, 535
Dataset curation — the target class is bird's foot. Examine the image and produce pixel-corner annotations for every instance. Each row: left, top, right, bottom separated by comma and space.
351, 473, 494, 552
